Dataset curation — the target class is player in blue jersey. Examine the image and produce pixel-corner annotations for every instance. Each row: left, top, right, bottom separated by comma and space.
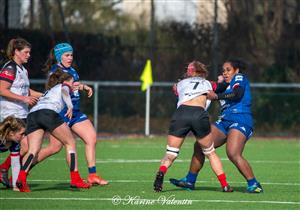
170, 59, 263, 193
0, 116, 25, 191
30, 43, 108, 186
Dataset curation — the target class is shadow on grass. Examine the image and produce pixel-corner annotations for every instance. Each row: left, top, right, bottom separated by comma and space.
164, 185, 246, 193
29, 183, 87, 192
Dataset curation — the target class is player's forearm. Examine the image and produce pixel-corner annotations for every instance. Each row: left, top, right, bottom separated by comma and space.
62, 89, 73, 109
0, 89, 27, 102
216, 86, 244, 101
29, 88, 43, 97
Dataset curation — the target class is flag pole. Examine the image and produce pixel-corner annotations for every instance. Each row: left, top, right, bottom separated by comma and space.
145, 86, 151, 136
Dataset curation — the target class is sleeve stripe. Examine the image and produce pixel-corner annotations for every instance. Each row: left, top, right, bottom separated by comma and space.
0, 72, 15, 82
232, 83, 240, 89
0, 77, 14, 83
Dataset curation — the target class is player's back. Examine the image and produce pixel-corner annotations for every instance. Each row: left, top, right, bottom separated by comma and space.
177, 77, 212, 108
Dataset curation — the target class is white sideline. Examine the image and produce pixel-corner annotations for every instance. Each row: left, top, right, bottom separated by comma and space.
24, 179, 300, 186
0, 157, 299, 164
0, 197, 299, 205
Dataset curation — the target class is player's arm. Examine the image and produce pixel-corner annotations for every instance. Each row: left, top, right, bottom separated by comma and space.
0, 80, 38, 105
73, 82, 93, 98
61, 85, 73, 119
29, 88, 43, 98
210, 81, 229, 93
208, 85, 244, 101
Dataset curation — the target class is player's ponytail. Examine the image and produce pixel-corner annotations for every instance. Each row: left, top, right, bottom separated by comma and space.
42, 48, 56, 74
0, 116, 25, 144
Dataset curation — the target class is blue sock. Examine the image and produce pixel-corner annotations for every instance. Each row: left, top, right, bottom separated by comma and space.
186, 171, 198, 183
88, 166, 96, 174
247, 178, 258, 186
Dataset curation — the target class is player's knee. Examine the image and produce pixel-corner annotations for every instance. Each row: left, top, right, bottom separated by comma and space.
166, 145, 179, 157
202, 143, 215, 156
227, 151, 242, 164
164, 145, 180, 163
49, 143, 63, 153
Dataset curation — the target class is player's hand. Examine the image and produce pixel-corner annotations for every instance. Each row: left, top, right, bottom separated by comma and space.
217, 75, 224, 83
72, 82, 80, 91
23, 95, 39, 106
65, 107, 73, 119
172, 83, 178, 96
83, 85, 93, 98
207, 90, 218, 100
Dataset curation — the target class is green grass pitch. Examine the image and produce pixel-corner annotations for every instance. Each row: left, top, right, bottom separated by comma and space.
1, 137, 299, 210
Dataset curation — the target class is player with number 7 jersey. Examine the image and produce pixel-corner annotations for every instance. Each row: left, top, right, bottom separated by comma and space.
153, 61, 232, 192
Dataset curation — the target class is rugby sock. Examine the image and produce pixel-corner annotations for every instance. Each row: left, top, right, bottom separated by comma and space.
247, 178, 258, 186
186, 171, 198, 183
70, 153, 75, 172
0, 155, 11, 170
217, 173, 229, 188
21, 154, 34, 171
88, 166, 96, 174
159, 165, 168, 174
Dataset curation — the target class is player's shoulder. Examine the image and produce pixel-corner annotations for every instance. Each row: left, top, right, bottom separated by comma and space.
1, 60, 17, 72
233, 73, 249, 82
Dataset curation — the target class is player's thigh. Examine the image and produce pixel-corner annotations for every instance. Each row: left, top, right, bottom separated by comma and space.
226, 129, 247, 157
51, 123, 76, 146
71, 119, 96, 144
20, 136, 29, 154
48, 134, 64, 150
211, 124, 227, 148
27, 129, 45, 154
167, 135, 185, 149
196, 133, 214, 149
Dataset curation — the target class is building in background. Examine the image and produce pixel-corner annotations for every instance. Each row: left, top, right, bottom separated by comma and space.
120, 0, 227, 26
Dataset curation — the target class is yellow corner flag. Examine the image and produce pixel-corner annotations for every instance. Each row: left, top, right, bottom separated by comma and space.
140, 59, 153, 91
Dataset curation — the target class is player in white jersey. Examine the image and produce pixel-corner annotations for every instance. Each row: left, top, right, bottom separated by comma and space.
154, 61, 232, 192
0, 116, 25, 191
0, 38, 42, 187
16, 69, 90, 192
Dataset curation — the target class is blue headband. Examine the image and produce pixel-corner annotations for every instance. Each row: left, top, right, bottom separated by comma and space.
54, 43, 73, 63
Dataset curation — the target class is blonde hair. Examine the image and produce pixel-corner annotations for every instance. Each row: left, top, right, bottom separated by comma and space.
0, 116, 25, 144
191, 61, 208, 77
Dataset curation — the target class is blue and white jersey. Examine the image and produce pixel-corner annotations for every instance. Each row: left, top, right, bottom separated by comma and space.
50, 64, 80, 111
219, 73, 252, 127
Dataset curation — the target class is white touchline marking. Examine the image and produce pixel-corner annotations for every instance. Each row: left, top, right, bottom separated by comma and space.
0, 197, 299, 205
2, 157, 296, 164
25, 179, 300, 186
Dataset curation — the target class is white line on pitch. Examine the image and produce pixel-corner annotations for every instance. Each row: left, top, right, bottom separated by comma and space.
26, 179, 300, 186
0, 197, 299, 205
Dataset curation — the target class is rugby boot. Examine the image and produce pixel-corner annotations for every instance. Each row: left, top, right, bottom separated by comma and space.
247, 182, 263, 193
16, 179, 30, 192
87, 173, 109, 186
153, 171, 164, 192
222, 185, 234, 192
70, 171, 91, 189
169, 177, 195, 190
